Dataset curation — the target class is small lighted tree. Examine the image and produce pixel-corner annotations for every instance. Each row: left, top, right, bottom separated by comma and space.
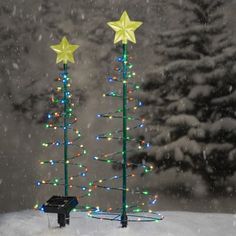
35, 37, 90, 211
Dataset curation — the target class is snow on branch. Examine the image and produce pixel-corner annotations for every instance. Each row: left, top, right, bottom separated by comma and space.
205, 143, 233, 156
150, 136, 201, 161
160, 24, 225, 38
208, 118, 236, 135
167, 98, 194, 113
161, 47, 236, 74
211, 90, 236, 105
188, 85, 214, 99
166, 114, 200, 128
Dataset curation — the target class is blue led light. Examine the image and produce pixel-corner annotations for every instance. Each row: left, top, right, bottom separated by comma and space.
116, 57, 123, 62
96, 114, 101, 118
93, 156, 99, 160
138, 101, 143, 106
82, 186, 87, 191
50, 160, 55, 166
151, 199, 157, 205
95, 207, 100, 212
96, 136, 100, 141
81, 172, 86, 177
55, 141, 60, 146
139, 123, 144, 128
47, 114, 52, 119
107, 77, 113, 83
36, 181, 41, 186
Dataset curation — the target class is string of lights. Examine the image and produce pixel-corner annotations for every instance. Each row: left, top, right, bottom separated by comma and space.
88, 11, 163, 227
35, 37, 92, 215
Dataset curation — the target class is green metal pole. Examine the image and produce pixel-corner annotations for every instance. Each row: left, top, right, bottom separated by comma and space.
121, 44, 128, 227
63, 63, 69, 196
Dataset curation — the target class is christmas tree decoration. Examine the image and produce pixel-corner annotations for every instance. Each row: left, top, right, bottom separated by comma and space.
107, 11, 142, 44
35, 37, 90, 227
50, 36, 79, 64
89, 11, 163, 227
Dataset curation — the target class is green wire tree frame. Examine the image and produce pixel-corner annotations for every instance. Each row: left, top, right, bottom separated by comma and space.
35, 37, 92, 209
89, 11, 163, 227
91, 43, 163, 226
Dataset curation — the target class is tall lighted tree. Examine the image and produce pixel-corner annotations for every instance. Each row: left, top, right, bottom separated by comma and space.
35, 37, 90, 217
89, 11, 163, 228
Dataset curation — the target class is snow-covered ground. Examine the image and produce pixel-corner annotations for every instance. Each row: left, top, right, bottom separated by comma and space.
0, 210, 235, 236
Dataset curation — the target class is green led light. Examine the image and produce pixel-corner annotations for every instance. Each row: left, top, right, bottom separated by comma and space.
142, 191, 149, 195
133, 208, 141, 213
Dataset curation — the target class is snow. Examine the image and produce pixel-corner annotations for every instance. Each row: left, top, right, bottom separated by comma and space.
208, 118, 236, 135
0, 210, 235, 236
212, 90, 236, 104
151, 136, 201, 160
166, 115, 200, 128
188, 85, 214, 99
167, 98, 194, 113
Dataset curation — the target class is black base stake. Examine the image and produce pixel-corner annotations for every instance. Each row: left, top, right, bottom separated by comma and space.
57, 213, 70, 227
58, 213, 66, 227
121, 213, 128, 228
66, 212, 70, 225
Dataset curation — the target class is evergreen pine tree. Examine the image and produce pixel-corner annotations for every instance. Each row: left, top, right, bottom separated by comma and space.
130, 0, 236, 190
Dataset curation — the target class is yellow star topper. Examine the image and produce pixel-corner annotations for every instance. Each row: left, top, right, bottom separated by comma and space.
50, 36, 79, 64
107, 11, 142, 44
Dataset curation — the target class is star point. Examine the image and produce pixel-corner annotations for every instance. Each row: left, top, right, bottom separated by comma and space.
107, 11, 143, 44
50, 36, 79, 64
